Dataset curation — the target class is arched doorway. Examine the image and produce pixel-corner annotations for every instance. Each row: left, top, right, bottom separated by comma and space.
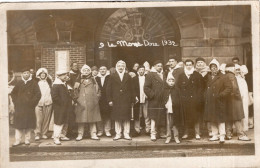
96, 8, 181, 69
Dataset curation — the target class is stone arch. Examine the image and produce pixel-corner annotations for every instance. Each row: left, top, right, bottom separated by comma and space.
95, 8, 181, 68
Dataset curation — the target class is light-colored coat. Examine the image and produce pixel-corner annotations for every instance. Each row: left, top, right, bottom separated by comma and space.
75, 78, 101, 123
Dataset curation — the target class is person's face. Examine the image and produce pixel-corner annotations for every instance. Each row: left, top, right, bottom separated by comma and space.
168, 59, 177, 68
154, 63, 163, 73
133, 63, 139, 71
196, 61, 205, 68
29, 69, 34, 74
40, 72, 47, 80
117, 63, 125, 73
99, 67, 107, 76
22, 71, 31, 80
92, 70, 98, 76
82, 68, 91, 76
138, 68, 145, 76
71, 63, 78, 71
210, 64, 218, 73
59, 73, 68, 82
185, 61, 194, 71
167, 79, 175, 87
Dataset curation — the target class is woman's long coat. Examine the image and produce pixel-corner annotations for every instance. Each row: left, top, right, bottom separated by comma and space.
176, 71, 204, 126
11, 80, 41, 129
204, 72, 232, 123
236, 75, 249, 131
51, 83, 73, 125
95, 75, 111, 120
74, 78, 101, 123
144, 72, 166, 122
225, 72, 245, 121
161, 85, 184, 127
106, 72, 135, 120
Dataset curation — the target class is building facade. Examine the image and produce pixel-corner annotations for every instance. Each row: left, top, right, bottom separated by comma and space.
7, 6, 252, 78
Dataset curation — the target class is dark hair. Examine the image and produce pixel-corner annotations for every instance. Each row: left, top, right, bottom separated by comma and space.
153, 60, 163, 66
70, 62, 77, 67
232, 57, 240, 62
137, 65, 145, 70
184, 59, 194, 65
195, 57, 205, 63
168, 55, 178, 62
226, 63, 235, 68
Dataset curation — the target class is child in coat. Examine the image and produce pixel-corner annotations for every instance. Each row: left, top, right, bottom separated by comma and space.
162, 74, 184, 144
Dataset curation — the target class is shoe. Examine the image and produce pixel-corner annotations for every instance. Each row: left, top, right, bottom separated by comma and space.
42, 135, 48, 139
238, 135, 251, 141
105, 132, 112, 137
54, 138, 61, 145
91, 136, 100, 140
225, 135, 232, 140
219, 136, 225, 144
25, 140, 30, 145
76, 135, 83, 141
182, 134, 188, 139
160, 135, 167, 139
195, 134, 201, 140
165, 137, 171, 144
12, 141, 21, 147
209, 136, 219, 141
249, 125, 254, 129
209, 132, 213, 137
35, 136, 40, 141
97, 132, 103, 137
60, 137, 70, 141
151, 135, 157, 141
124, 135, 132, 140
174, 137, 180, 144
113, 135, 121, 141
132, 131, 140, 137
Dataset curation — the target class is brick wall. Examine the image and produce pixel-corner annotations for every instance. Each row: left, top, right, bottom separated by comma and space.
41, 44, 86, 78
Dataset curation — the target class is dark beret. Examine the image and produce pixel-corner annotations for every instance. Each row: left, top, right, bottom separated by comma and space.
226, 63, 235, 68
153, 60, 163, 66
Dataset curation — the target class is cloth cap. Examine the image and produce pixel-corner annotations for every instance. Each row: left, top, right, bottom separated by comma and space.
153, 60, 163, 66
226, 63, 235, 68
195, 57, 205, 63
56, 70, 68, 76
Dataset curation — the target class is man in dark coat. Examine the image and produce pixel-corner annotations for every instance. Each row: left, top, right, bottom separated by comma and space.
66, 62, 81, 138
204, 59, 232, 143
165, 55, 184, 84
132, 65, 150, 137
51, 70, 73, 145
96, 66, 112, 137
11, 67, 41, 146
106, 60, 135, 140
144, 60, 166, 141
176, 59, 204, 140
225, 63, 251, 141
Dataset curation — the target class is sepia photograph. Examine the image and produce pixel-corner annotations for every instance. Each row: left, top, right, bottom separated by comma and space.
0, 1, 260, 168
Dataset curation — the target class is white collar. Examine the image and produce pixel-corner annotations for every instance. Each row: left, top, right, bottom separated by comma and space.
21, 75, 32, 84
184, 67, 194, 76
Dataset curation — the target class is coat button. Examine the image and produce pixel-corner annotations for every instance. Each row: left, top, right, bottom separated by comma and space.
120, 90, 123, 92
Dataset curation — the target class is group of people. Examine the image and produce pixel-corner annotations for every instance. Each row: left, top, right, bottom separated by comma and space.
8, 55, 254, 146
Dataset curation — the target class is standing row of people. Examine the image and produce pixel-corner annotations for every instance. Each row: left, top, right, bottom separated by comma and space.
9, 55, 253, 146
